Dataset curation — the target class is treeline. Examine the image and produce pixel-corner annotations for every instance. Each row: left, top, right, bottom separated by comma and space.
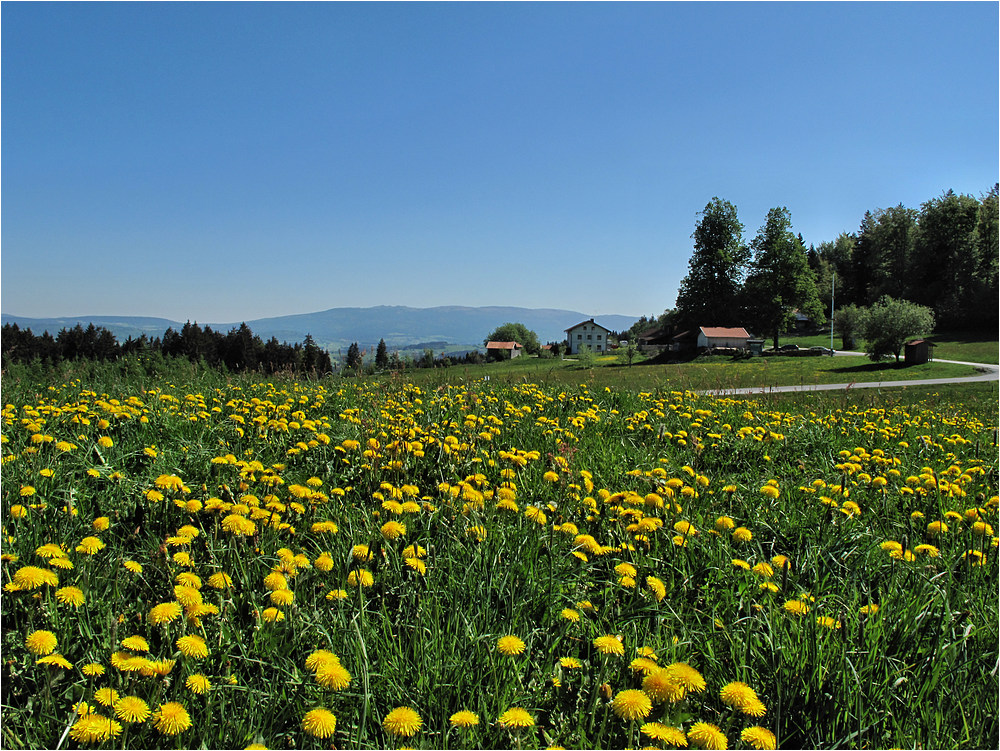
340, 339, 491, 375
1, 321, 333, 376
629, 185, 998, 346
808, 186, 998, 329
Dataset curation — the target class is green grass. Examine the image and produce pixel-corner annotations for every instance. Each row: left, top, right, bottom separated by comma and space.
390, 351, 985, 394
1, 361, 997, 749
785, 329, 999, 364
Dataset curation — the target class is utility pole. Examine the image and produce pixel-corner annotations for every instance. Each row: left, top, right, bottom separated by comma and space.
830, 272, 835, 355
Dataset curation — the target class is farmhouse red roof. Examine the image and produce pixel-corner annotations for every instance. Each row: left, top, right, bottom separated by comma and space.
699, 327, 750, 338
485, 341, 523, 350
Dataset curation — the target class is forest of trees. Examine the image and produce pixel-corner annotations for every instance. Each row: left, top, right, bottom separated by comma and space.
0, 321, 333, 376
663, 186, 998, 346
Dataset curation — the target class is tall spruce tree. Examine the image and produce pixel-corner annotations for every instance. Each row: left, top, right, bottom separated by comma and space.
675, 198, 749, 328
742, 207, 825, 348
375, 339, 389, 370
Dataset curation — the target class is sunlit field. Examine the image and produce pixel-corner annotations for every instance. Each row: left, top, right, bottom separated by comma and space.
2, 364, 997, 750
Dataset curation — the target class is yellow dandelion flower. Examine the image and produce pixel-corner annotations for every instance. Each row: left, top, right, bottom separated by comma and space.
221, 514, 256, 536
665, 662, 706, 693
76, 536, 105, 555
174, 585, 202, 607
630, 657, 659, 675
383, 706, 422, 737
498, 707, 535, 728
14, 566, 58, 589
262, 607, 285, 622
643, 668, 686, 702
732, 527, 753, 542
646, 575, 667, 601
715, 516, 735, 531
594, 634, 625, 656
642, 722, 688, 746
688, 721, 728, 749
449, 710, 480, 727
315, 662, 352, 690
719, 681, 759, 710
306, 649, 341, 671
186, 673, 212, 694
175, 572, 202, 589
302, 707, 337, 738
34, 543, 66, 559
153, 702, 192, 735
149, 601, 183, 624
207, 572, 233, 589
176, 634, 209, 658
741, 726, 776, 750
124, 560, 143, 574
347, 569, 374, 588
498, 635, 526, 656
380, 520, 407, 540
783, 600, 810, 616
611, 689, 653, 721
82, 663, 105, 676
94, 688, 121, 706
25, 630, 57, 655
121, 635, 150, 652
114, 696, 150, 723
560, 657, 582, 669
404, 557, 426, 575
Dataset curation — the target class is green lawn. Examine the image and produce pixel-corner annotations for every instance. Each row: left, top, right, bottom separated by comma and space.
384, 352, 986, 393
784, 329, 999, 364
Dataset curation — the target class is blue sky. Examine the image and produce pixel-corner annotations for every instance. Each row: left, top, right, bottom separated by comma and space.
3, 2, 997, 323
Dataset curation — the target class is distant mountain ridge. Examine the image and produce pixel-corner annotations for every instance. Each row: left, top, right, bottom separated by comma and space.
1, 306, 641, 352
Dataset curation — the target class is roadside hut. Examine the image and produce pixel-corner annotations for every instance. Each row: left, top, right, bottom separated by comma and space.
904, 339, 935, 365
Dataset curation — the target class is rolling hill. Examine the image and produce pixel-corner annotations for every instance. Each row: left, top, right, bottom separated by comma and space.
1, 306, 641, 353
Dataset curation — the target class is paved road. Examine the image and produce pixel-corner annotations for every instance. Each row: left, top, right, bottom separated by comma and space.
700, 353, 1000, 397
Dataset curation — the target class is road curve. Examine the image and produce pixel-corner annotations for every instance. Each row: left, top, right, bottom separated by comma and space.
700, 355, 1000, 397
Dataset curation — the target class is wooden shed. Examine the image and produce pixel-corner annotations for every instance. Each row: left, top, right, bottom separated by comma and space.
904, 339, 935, 365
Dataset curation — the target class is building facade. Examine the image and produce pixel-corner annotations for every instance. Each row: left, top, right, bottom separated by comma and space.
565, 319, 612, 355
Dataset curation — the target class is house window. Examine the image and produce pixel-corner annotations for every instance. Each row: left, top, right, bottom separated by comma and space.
577, 334, 582, 340
597, 345, 602, 351
597, 335, 602, 340
587, 335, 592, 340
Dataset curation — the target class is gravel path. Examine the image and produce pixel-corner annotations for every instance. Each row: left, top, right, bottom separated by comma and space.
700, 355, 999, 397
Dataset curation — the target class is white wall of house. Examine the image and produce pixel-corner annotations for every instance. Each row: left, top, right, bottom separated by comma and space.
696, 331, 750, 349
566, 321, 611, 354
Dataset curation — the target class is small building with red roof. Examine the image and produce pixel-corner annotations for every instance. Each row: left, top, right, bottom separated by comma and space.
696, 327, 751, 350
485, 341, 524, 359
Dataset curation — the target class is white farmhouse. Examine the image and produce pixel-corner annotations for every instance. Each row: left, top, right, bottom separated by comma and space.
565, 318, 613, 354
696, 326, 751, 349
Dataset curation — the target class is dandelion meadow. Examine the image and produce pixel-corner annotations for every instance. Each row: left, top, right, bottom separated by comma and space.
2, 364, 997, 749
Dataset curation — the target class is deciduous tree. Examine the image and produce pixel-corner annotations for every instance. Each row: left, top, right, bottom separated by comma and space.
860, 296, 935, 363
832, 304, 865, 350
484, 322, 540, 355
742, 207, 825, 348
